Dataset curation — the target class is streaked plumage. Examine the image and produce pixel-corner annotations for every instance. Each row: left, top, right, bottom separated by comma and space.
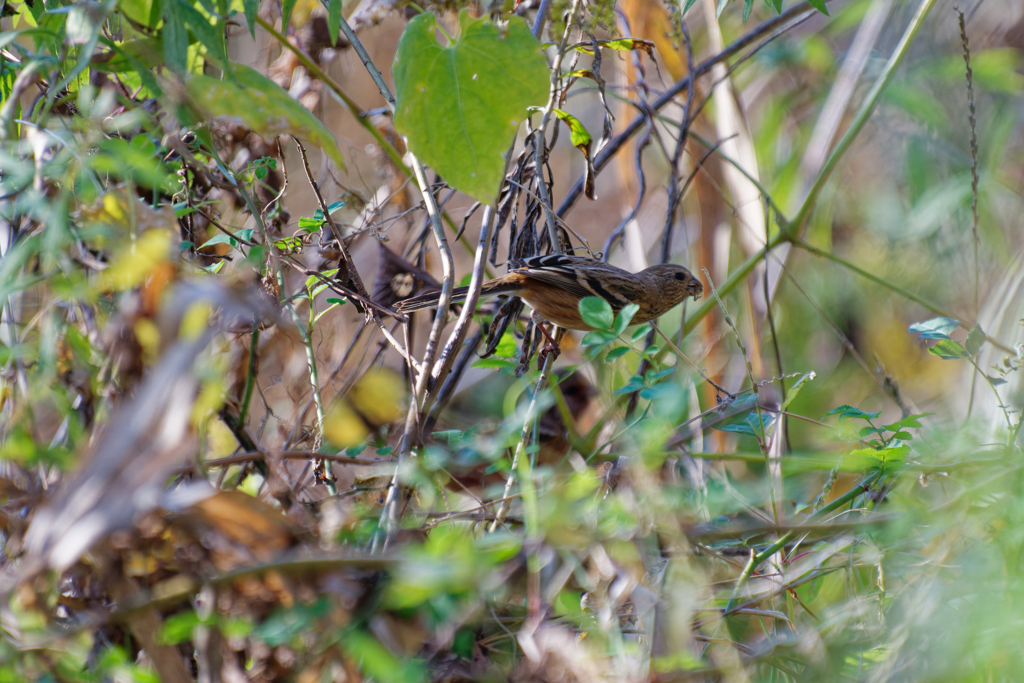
394, 254, 704, 331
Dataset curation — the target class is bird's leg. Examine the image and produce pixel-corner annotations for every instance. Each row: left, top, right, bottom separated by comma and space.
530, 310, 561, 365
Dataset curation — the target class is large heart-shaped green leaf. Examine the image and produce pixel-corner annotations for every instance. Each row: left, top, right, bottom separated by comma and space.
392, 10, 549, 204
186, 63, 345, 171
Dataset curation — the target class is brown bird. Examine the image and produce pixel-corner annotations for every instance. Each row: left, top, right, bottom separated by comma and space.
395, 255, 703, 346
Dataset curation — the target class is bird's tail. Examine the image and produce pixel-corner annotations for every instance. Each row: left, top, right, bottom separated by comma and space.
394, 278, 518, 313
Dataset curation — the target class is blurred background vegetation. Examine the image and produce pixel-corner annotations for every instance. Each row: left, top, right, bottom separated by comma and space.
1, 0, 1024, 680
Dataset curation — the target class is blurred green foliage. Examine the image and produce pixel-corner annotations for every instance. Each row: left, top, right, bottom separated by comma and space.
1, 0, 1023, 681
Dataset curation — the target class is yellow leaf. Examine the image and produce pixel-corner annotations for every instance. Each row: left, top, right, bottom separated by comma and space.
191, 379, 227, 427
98, 229, 173, 292
349, 368, 407, 426
102, 192, 127, 223
180, 301, 212, 341
323, 400, 369, 448
133, 318, 160, 363
206, 419, 240, 458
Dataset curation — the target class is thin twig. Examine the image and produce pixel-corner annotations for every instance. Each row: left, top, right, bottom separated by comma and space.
533, 0, 583, 250
531, 0, 553, 37
556, 4, 816, 218
429, 205, 498, 388
489, 0, 584, 535
489, 352, 557, 533
329, 1, 396, 108
200, 451, 387, 469
237, 329, 260, 427
957, 7, 980, 317
649, 322, 732, 397
261, 136, 289, 227
292, 138, 369, 302
324, 0, 461, 548
703, 268, 775, 524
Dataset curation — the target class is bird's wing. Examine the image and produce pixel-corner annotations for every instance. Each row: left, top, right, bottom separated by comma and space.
511, 255, 637, 308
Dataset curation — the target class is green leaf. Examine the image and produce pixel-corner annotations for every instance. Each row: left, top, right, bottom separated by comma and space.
706, 393, 758, 433
314, 300, 343, 323
613, 302, 640, 335
281, 0, 296, 28
578, 296, 613, 330
175, 0, 228, 71
893, 413, 931, 429
245, 245, 268, 265
494, 331, 517, 358
274, 236, 303, 252
965, 324, 986, 356
160, 0, 188, 73
553, 109, 592, 149
640, 383, 678, 401
253, 599, 330, 647
824, 404, 882, 422
305, 269, 338, 293
574, 38, 655, 58
851, 445, 909, 467
173, 199, 219, 218
200, 228, 253, 250
473, 357, 516, 370
908, 317, 960, 340
928, 339, 970, 360
242, 0, 258, 38
646, 367, 676, 384
392, 10, 549, 204
716, 410, 774, 437
200, 234, 233, 248
779, 371, 816, 412
328, 0, 340, 47
630, 324, 651, 342
341, 629, 426, 683
613, 378, 646, 396
91, 138, 173, 190
298, 216, 324, 232
564, 69, 594, 80
186, 63, 346, 171
806, 0, 829, 15
106, 38, 164, 97
160, 610, 205, 644
598, 38, 654, 56
681, 0, 699, 15
198, 260, 225, 274
604, 346, 630, 362
581, 329, 617, 346
743, 0, 753, 22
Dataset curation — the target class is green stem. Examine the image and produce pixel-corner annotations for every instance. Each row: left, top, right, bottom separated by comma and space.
791, 237, 1014, 355
787, 0, 938, 238
256, 16, 408, 174
255, 16, 491, 276
237, 328, 260, 426
725, 470, 881, 612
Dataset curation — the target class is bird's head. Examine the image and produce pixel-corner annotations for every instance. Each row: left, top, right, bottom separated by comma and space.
643, 263, 704, 302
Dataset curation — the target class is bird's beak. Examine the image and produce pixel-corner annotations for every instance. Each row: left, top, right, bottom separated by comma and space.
691, 279, 704, 301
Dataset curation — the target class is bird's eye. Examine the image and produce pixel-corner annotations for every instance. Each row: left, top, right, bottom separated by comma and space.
674, 272, 688, 281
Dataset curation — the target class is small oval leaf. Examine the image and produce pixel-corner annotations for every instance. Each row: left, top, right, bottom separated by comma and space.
578, 296, 614, 330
